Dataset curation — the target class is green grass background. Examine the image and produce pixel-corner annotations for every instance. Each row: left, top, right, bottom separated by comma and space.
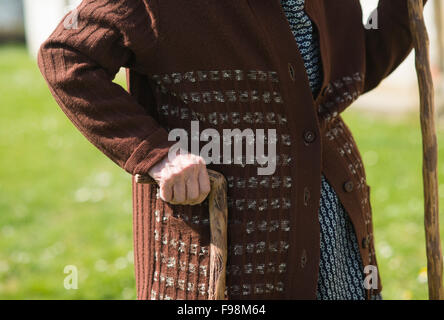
1, 44, 443, 300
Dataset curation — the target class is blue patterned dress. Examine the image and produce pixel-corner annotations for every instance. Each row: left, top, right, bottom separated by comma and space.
280, 0, 370, 300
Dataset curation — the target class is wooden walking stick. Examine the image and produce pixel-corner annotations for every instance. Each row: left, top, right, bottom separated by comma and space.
408, 0, 444, 299
135, 170, 228, 300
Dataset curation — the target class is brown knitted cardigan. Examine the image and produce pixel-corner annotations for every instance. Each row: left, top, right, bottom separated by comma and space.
38, 0, 426, 300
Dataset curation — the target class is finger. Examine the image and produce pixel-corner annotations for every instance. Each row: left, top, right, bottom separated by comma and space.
159, 180, 173, 202
173, 177, 186, 204
186, 176, 200, 203
187, 169, 210, 205
198, 167, 211, 195
190, 192, 208, 206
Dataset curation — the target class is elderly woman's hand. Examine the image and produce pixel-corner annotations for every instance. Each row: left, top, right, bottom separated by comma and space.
148, 151, 211, 205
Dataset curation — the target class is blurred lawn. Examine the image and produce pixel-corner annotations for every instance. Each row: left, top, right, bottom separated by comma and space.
1, 44, 444, 300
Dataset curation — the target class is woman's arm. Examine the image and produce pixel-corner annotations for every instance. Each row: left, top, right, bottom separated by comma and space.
39, 0, 211, 205
38, 0, 174, 177
363, 0, 428, 93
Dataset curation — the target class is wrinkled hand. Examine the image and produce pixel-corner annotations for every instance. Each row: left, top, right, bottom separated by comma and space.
148, 151, 211, 205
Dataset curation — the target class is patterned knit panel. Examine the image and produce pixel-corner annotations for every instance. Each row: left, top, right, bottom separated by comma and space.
280, 0, 367, 300
144, 69, 293, 299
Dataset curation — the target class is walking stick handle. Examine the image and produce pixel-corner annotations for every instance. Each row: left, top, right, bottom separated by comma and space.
134, 169, 228, 300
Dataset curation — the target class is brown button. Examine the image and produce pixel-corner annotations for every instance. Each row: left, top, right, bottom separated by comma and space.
343, 180, 354, 193
322, 83, 333, 97
288, 63, 295, 81
362, 235, 370, 249
303, 130, 316, 144
301, 249, 307, 268
303, 187, 311, 206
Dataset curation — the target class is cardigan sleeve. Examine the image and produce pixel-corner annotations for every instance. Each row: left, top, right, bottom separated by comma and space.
37, 0, 175, 176
363, 0, 428, 93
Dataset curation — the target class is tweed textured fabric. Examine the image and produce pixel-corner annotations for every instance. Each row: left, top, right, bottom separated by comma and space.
281, 0, 366, 300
